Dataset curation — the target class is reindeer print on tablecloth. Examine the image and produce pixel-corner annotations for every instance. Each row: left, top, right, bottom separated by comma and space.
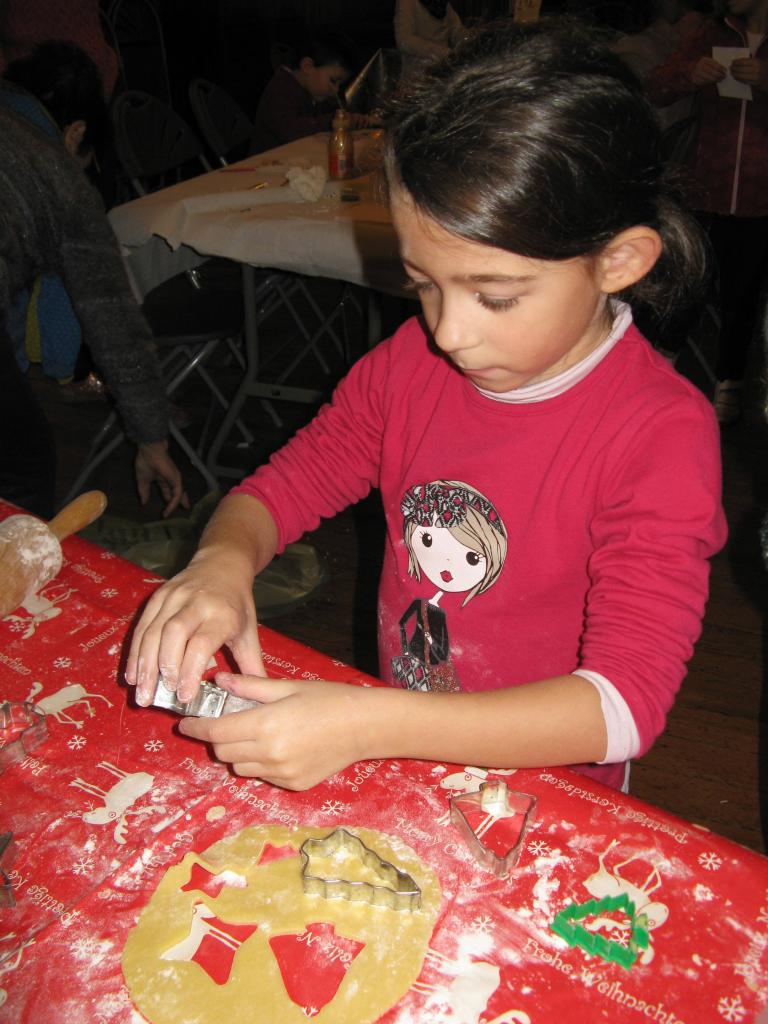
413, 947, 531, 1024
26, 681, 113, 729
3, 582, 76, 640
69, 762, 156, 844
579, 838, 669, 964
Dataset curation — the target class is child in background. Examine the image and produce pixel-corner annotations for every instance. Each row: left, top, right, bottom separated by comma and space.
127, 19, 727, 793
249, 29, 374, 154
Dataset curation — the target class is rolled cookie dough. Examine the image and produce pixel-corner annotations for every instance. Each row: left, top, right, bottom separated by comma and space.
122, 824, 441, 1023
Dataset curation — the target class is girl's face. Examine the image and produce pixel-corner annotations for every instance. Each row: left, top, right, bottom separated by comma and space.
412, 523, 486, 594
391, 191, 613, 394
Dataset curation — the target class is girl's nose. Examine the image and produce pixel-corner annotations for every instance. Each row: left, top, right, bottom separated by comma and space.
432, 300, 479, 355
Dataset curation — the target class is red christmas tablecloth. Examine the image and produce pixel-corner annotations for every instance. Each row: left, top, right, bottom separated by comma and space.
0, 500, 767, 1023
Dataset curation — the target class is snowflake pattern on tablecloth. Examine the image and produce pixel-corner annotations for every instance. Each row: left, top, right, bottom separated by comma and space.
99, 551, 116, 559
319, 799, 348, 816
8, 620, 28, 633
144, 738, 164, 753
53, 656, 72, 669
699, 851, 723, 872
70, 935, 112, 962
528, 840, 551, 857
608, 928, 631, 948
693, 884, 715, 902
73, 855, 95, 876
67, 735, 86, 751
718, 995, 747, 1021
469, 914, 494, 935
100, 588, 118, 599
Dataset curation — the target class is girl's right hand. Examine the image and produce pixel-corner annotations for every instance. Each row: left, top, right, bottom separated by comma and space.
691, 57, 726, 87
124, 549, 264, 708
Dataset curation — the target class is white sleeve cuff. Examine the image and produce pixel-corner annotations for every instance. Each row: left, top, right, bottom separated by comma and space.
573, 668, 642, 763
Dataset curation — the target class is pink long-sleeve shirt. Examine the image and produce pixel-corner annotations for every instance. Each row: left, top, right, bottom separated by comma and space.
233, 316, 726, 789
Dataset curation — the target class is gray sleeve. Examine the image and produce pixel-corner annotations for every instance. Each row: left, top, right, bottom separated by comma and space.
54, 160, 170, 444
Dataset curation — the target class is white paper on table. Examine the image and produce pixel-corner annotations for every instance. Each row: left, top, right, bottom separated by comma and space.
712, 46, 753, 100
182, 188, 298, 215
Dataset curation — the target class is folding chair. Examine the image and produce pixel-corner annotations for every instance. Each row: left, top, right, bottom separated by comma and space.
205, 267, 368, 481
61, 266, 250, 503
111, 89, 212, 195
105, 0, 172, 106
188, 78, 253, 167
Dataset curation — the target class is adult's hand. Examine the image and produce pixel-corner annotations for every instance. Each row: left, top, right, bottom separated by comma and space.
349, 112, 382, 129
731, 56, 768, 91
135, 439, 189, 518
691, 56, 726, 87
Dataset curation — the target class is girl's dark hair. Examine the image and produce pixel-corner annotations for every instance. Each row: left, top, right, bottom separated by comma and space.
3, 40, 109, 153
385, 18, 708, 317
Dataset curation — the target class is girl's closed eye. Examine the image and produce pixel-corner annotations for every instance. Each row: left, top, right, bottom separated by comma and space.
404, 274, 519, 311
405, 277, 435, 295
475, 293, 519, 312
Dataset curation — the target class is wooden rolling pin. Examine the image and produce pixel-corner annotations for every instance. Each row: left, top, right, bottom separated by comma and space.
0, 491, 107, 619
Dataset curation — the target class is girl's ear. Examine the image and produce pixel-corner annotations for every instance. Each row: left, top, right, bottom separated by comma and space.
597, 226, 663, 295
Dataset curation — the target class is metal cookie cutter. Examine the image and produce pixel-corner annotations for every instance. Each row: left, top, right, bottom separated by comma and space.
449, 781, 537, 877
300, 827, 421, 912
0, 700, 48, 774
151, 676, 260, 718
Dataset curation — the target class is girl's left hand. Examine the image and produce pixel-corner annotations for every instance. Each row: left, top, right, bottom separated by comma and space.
177, 672, 371, 790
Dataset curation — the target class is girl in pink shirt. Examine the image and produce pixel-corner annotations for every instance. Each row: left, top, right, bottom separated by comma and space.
126, 18, 726, 792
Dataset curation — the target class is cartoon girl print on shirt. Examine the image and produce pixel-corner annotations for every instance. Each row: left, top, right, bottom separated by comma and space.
392, 480, 507, 692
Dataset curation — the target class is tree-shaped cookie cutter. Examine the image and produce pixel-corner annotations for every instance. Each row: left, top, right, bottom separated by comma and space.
449, 781, 537, 877
550, 893, 650, 970
0, 700, 47, 774
299, 827, 422, 912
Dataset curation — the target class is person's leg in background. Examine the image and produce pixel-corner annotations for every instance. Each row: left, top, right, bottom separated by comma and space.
0, 329, 56, 518
707, 212, 768, 425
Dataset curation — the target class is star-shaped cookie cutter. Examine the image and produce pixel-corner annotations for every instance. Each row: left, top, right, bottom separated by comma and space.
0, 700, 48, 774
550, 893, 650, 969
449, 781, 537, 877
299, 827, 422, 912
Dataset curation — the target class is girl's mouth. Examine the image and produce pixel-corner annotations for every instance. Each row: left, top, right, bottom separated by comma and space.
441, 570, 453, 583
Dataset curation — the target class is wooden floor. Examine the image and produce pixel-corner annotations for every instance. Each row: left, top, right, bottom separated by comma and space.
32, 318, 768, 857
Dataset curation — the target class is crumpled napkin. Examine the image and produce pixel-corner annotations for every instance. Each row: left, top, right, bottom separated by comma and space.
286, 164, 328, 202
